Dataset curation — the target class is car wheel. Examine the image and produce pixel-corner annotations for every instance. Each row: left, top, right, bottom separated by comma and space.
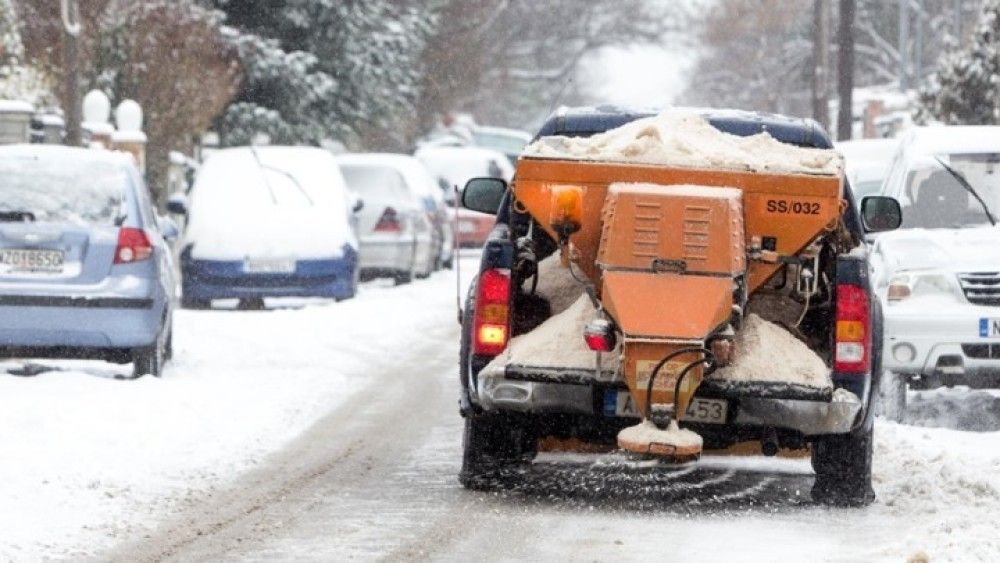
459, 414, 535, 490
876, 370, 907, 422
132, 336, 165, 379
181, 296, 211, 310
810, 423, 875, 506
164, 325, 174, 361
237, 297, 266, 310
394, 259, 415, 285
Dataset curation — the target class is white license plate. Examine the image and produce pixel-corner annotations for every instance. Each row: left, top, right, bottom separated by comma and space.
0, 248, 65, 273
682, 397, 728, 424
980, 318, 1000, 338
244, 258, 295, 274
457, 221, 477, 233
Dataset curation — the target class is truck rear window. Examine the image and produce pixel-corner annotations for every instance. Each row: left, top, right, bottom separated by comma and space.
0, 156, 126, 226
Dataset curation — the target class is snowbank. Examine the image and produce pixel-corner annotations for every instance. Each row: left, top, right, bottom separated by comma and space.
487, 294, 617, 372
707, 314, 831, 389
527, 253, 586, 316
523, 110, 842, 176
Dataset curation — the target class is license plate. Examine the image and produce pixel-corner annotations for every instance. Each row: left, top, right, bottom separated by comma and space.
457, 221, 476, 233
244, 258, 295, 274
979, 318, 1000, 338
0, 248, 65, 273
603, 388, 640, 418
681, 397, 728, 424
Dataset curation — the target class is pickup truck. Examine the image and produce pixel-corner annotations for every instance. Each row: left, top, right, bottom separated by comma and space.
457, 107, 901, 506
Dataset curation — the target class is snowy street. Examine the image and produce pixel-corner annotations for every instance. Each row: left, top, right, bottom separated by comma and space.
0, 255, 995, 561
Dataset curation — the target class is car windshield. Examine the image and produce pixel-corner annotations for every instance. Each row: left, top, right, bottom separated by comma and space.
0, 155, 125, 226
340, 164, 409, 202
900, 152, 1000, 229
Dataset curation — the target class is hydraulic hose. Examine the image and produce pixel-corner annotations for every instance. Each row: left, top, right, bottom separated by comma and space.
643, 347, 715, 419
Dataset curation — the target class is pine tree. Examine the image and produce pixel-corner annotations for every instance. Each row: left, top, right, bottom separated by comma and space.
920, 0, 1000, 124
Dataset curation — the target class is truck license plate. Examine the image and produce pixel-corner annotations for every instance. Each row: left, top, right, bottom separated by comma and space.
682, 398, 728, 424
604, 389, 640, 418
980, 318, 1000, 338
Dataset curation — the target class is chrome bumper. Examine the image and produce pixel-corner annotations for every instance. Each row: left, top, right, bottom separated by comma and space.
477, 366, 862, 436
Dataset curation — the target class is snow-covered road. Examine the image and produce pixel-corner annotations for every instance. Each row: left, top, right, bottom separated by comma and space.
1, 255, 999, 561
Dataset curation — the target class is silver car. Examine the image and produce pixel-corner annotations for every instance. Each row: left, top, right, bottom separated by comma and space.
337, 154, 436, 283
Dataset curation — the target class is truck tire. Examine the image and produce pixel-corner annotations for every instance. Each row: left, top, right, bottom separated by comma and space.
459, 414, 533, 490
810, 424, 875, 506
876, 370, 907, 422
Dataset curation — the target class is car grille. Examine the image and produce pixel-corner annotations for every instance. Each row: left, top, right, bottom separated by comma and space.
958, 272, 1000, 305
962, 344, 1000, 359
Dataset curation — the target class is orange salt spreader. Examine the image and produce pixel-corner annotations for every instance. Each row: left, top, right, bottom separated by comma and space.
512, 157, 843, 459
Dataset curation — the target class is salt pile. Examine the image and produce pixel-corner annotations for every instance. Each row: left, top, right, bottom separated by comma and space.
526, 253, 585, 316
486, 294, 617, 372
708, 314, 831, 389
523, 110, 842, 176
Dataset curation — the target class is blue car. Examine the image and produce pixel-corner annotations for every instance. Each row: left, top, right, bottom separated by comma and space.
175, 147, 360, 308
0, 145, 177, 377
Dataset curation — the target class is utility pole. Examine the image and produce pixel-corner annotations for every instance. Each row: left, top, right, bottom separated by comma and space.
837, 0, 856, 141
899, 0, 909, 91
61, 0, 82, 146
914, 0, 924, 86
812, 0, 831, 131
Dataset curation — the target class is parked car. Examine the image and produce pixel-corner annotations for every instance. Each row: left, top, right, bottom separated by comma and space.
176, 146, 360, 309
471, 125, 531, 166
870, 126, 1000, 416
337, 153, 438, 283
0, 145, 177, 377
836, 138, 899, 205
414, 146, 514, 247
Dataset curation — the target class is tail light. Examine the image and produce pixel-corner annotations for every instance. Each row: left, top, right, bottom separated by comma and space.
374, 207, 402, 232
114, 227, 153, 264
472, 268, 510, 355
834, 283, 870, 374
584, 319, 616, 352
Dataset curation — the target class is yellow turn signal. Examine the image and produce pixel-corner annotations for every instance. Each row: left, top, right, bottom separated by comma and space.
836, 320, 865, 342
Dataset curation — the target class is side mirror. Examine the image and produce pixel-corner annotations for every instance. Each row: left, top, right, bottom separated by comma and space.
166, 193, 188, 215
462, 177, 507, 215
160, 216, 180, 241
352, 198, 364, 213
861, 196, 902, 233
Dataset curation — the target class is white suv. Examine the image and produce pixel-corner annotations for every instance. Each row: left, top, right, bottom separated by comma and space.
871, 126, 1000, 414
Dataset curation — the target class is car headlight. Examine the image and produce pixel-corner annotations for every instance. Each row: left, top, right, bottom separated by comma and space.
887, 270, 959, 301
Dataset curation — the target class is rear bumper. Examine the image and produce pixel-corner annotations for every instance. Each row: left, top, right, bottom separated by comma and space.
475, 365, 862, 437
182, 249, 358, 300
0, 274, 164, 351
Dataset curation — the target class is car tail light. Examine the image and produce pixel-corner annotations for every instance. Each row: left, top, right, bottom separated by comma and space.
472, 268, 510, 355
834, 283, 870, 374
374, 207, 402, 232
584, 319, 616, 352
114, 227, 153, 264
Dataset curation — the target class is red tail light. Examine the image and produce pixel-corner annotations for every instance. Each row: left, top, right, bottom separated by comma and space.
114, 227, 153, 264
472, 268, 510, 355
584, 319, 616, 352
834, 283, 870, 374
374, 207, 402, 232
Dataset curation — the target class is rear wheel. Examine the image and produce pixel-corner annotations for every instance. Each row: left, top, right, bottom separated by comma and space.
181, 296, 211, 310
132, 336, 165, 379
811, 424, 875, 506
459, 414, 535, 489
237, 297, 266, 310
394, 257, 415, 285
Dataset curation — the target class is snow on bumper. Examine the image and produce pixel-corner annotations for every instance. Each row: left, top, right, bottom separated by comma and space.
476, 365, 861, 436
884, 298, 1000, 377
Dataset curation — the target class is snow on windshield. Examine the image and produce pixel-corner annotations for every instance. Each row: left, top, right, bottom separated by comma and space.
0, 153, 125, 226
186, 147, 356, 260
900, 152, 1000, 229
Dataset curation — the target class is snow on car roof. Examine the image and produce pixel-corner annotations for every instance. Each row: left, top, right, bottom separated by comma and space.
0, 143, 134, 166
904, 126, 1000, 155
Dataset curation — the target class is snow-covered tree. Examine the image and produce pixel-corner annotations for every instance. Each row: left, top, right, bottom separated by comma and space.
0, 0, 54, 105
206, 0, 433, 150
919, 0, 1000, 124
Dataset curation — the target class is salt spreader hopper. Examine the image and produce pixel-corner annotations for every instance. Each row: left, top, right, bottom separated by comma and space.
512, 154, 844, 457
